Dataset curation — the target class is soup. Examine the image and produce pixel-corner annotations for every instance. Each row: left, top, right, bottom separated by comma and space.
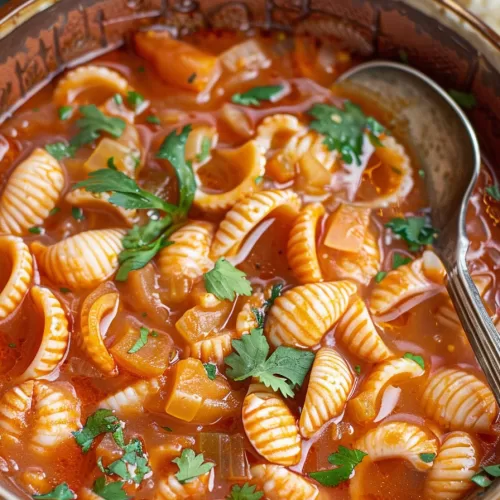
0, 29, 498, 500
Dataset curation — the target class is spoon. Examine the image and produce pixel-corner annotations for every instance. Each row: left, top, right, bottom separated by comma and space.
338, 61, 500, 403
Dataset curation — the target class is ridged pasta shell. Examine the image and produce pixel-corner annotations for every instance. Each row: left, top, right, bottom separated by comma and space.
242, 384, 301, 466
299, 348, 354, 438
78, 488, 102, 500
154, 473, 209, 499
31, 229, 125, 289
158, 220, 215, 303
370, 254, 441, 316
99, 378, 160, 416
79, 288, 119, 375
210, 189, 301, 259
0, 148, 64, 236
420, 367, 498, 433
255, 114, 305, 152
265, 281, 357, 348
54, 65, 130, 106
191, 331, 233, 365
0, 235, 33, 320
250, 464, 319, 500
336, 296, 393, 362
424, 431, 479, 500
0, 380, 34, 446
236, 290, 265, 337
287, 203, 325, 284
193, 140, 265, 213
348, 357, 425, 423
30, 381, 81, 454
18, 287, 69, 381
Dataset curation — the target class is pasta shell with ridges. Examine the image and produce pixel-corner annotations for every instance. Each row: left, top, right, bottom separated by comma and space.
336, 296, 393, 362
250, 464, 318, 500
424, 431, 480, 500
420, 367, 498, 433
0, 235, 33, 320
31, 229, 125, 289
287, 203, 325, 284
242, 384, 301, 466
254, 114, 305, 152
154, 473, 209, 499
265, 281, 357, 348
300, 348, 354, 438
0, 148, 64, 236
210, 189, 301, 259
348, 357, 424, 423
0, 380, 34, 445
236, 290, 265, 337
191, 332, 233, 365
18, 287, 69, 381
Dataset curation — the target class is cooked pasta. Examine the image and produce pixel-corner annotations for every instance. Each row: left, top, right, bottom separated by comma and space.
154, 473, 209, 499
0, 380, 34, 446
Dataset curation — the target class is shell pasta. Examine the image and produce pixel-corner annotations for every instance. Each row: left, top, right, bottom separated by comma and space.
0, 29, 497, 500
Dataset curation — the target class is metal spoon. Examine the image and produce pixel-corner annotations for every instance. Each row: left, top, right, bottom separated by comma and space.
338, 61, 500, 403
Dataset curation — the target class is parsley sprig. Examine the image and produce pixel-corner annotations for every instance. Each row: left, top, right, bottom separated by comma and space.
232, 85, 284, 106
309, 446, 367, 487
472, 463, 500, 488
92, 477, 129, 500
227, 483, 263, 500
173, 448, 215, 483
385, 216, 437, 251
204, 258, 252, 301
33, 483, 76, 500
72, 409, 121, 453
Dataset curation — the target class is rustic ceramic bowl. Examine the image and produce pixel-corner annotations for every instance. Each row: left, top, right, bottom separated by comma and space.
0, 0, 499, 498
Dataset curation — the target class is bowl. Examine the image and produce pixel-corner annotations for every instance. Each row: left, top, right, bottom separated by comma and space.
0, 0, 499, 498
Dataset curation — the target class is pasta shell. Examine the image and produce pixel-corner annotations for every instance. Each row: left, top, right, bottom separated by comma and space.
348, 357, 425, 423
193, 140, 265, 213
78, 488, 102, 500
54, 65, 130, 106
31, 228, 125, 289
220, 39, 270, 72
242, 384, 301, 466
370, 253, 442, 316
0, 380, 34, 446
0, 235, 33, 320
255, 114, 305, 152
236, 290, 265, 337
191, 331, 233, 365
424, 431, 480, 500
265, 280, 357, 348
154, 473, 209, 499
420, 367, 498, 433
185, 125, 218, 165
287, 203, 325, 284
336, 296, 393, 362
79, 287, 119, 375
99, 378, 160, 416
18, 287, 69, 381
210, 189, 301, 259
30, 381, 81, 454
299, 348, 354, 438
250, 464, 319, 500
158, 220, 215, 303
0, 148, 64, 236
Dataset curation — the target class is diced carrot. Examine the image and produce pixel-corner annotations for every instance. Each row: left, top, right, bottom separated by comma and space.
135, 31, 218, 92
323, 204, 371, 253
164, 358, 243, 424
266, 153, 296, 183
110, 327, 173, 378
149, 434, 196, 471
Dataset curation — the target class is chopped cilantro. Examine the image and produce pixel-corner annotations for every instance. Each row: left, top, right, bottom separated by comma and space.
59, 287, 71, 294
45, 142, 76, 160
127, 91, 145, 110
71, 207, 85, 221
449, 89, 476, 110
173, 448, 215, 484
232, 85, 284, 106
354, 365, 361, 375
374, 271, 387, 283
403, 352, 425, 370
392, 253, 412, 269
486, 184, 500, 201
49, 206, 61, 216
146, 115, 161, 125
72, 409, 121, 453
127, 327, 154, 354
92, 477, 130, 500
203, 363, 217, 380
113, 94, 123, 106
227, 483, 263, 500
33, 483, 75, 500
204, 258, 252, 301
196, 136, 211, 163
419, 453, 436, 463
58, 106, 73, 121
28, 226, 43, 235
254, 176, 264, 184
385, 216, 437, 251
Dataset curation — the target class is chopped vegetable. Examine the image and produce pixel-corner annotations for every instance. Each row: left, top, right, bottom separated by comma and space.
71, 207, 85, 221
486, 184, 500, 201
232, 85, 284, 106
28, 227, 43, 235
385, 216, 437, 251
127, 326, 153, 353
309, 446, 367, 487
204, 258, 252, 301
204, 363, 217, 380
263, 283, 283, 310
227, 483, 263, 500
107, 157, 117, 170
419, 453, 436, 463
49, 207, 61, 216
196, 136, 211, 163
225, 328, 315, 398
72, 409, 121, 453
173, 448, 215, 484
113, 94, 123, 105
146, 115, 161, 125
45, 142, 76, 160
472, 464, 500, 488
403, 352, 425, 370
58, 106, 73, 121
449, 89, 476, 110
354, 365, 361, 374
392, 253, 412, 269
127, 90, 145, 110
92, 477, 130, 500
32, 483, 76, 500
374, 271, 387, 283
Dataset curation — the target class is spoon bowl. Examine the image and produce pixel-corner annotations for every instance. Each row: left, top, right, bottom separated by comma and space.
338, 61, 500, 402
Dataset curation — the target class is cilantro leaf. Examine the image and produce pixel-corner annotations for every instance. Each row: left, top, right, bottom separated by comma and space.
227, 483, 263, 500
71, 207, 85, 221
203, 363, 217, 380
146, 115, 161, 125
449, 90, 476, 110
225, 328, 314, 398
392, 253, 412, 269
127, 91, 145, 110
232, 85, 284, 106
72, 409, 121, 453
92, 477, 130, 500
403, 352, 425, 369
156, 125, 196, 216
122, 216, 174, 250
128, 327, 152, 354
263, 283, 283, 309
309, 446, 367, 487
204, 258, 252, 301
196, 136, 211, 162
173, 448, 215, 484
45, 142, 77, 160
374, 271, 387, 283
252, 307, 265, 329
354, 365, 361, 374
104, 438, 151, 484
58, 106, 73, 121
385, 216, 437, 251
486, 185, 500, 201
419, 453, 436, 463
471, 464, 500, 488
33, 483, 75, 500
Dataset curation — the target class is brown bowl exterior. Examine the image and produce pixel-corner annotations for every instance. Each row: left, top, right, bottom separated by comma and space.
0, 0, 499, 498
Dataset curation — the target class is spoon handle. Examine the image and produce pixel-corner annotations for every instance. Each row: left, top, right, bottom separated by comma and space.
446, 256, 500, 404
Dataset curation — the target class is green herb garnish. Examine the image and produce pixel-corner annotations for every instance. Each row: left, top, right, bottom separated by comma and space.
196, 136, 211, 163
419, 453, 436, 463
72, 409, 121, 453
92, 477, 129, 500
203, 363, 217, 380
33, 483, 76, 500
187, 72, 197, 83
403, 352, 425, 370
486, 184, 500, 201
385, 216, 437, 251
204, 258, 252, 301
472, 464, 500, 489
127, 327, 156, 354
374, 271, 387, 283
227, 483, 263, 500
232, 85, 284, 106
449, 90, 476, 110
45, 142, 76, 160
127, 91, 145, 110
146, 115, 161, 125
392, 253, 412, 269
28, 226, 43, 234
58, 106, 73, 121
49, 207, 61, 216
71, 207, 85, 221
173, 448, 214, 484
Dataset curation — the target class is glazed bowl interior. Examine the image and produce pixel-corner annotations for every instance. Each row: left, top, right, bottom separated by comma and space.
0, 0, 500, 498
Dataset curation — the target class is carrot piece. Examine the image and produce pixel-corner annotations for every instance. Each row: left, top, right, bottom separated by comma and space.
323, 204, 371, 253
135, 31, 218, 92
110, 327, 173, 378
